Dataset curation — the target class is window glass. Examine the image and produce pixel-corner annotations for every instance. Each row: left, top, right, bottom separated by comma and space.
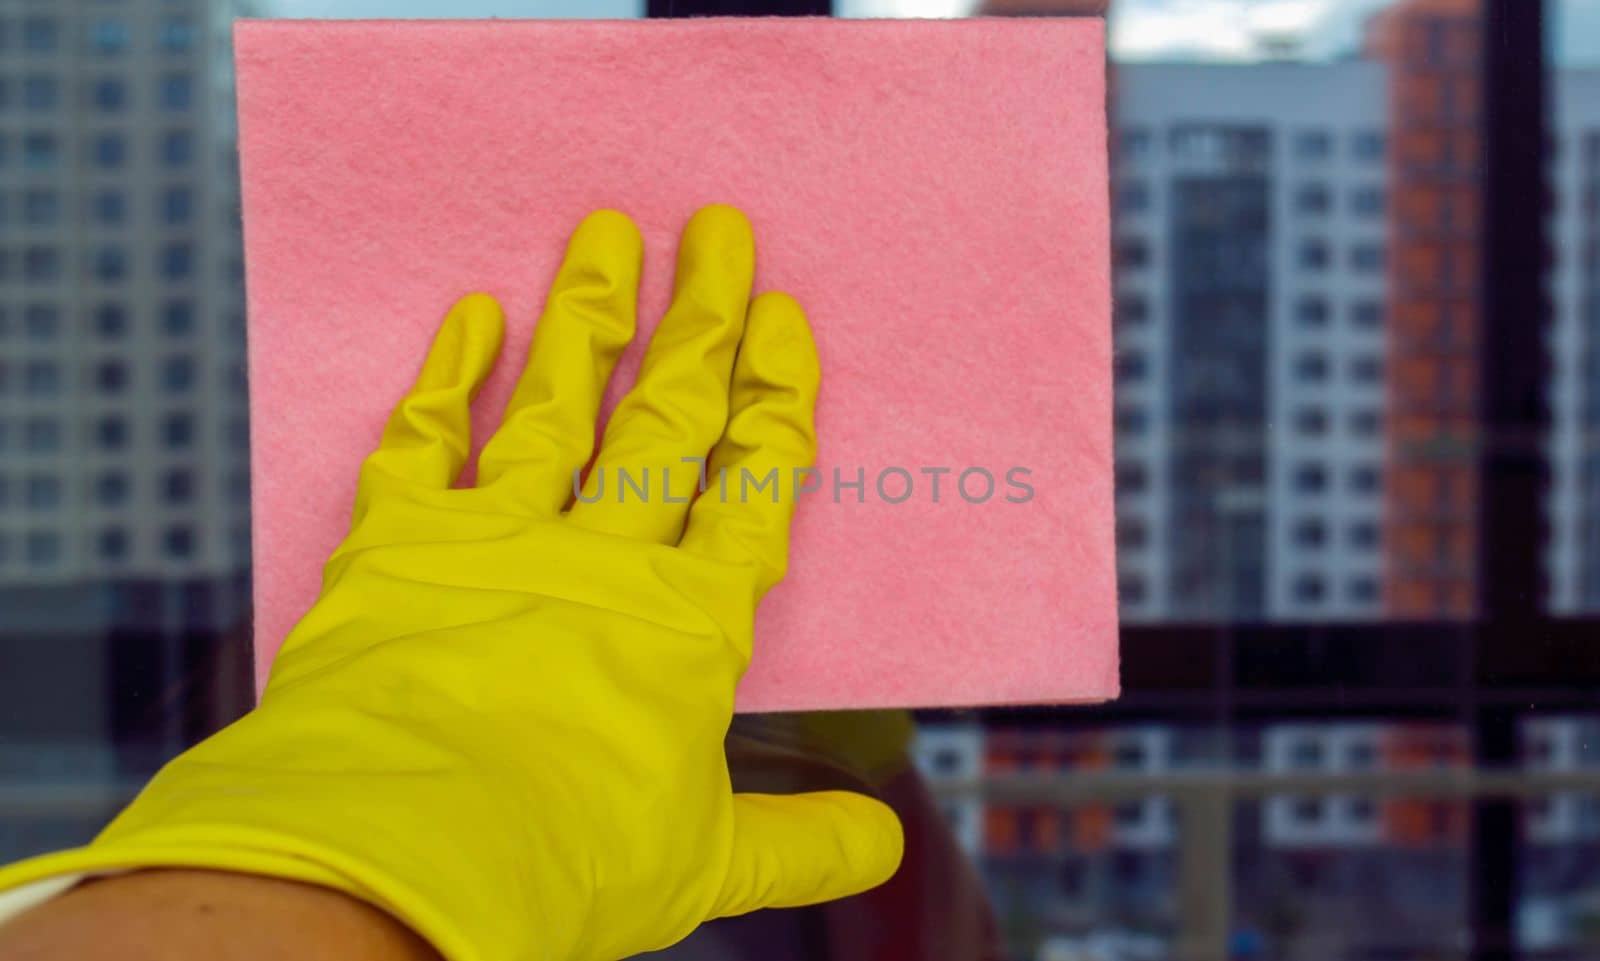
3, 6, 1597, 961
22, 74, 58, 111
159, 73, 193, 111
88, 20, 129, 56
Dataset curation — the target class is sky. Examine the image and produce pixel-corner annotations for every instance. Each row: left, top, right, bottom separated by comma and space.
262, 0, 1600, 66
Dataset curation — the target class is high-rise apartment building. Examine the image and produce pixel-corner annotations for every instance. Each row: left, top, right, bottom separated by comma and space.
0, 0, 248, 633
1365, 0, 1483, 619
1113, 62, 1392, 622
1115, 44, 1600, 622
1545, 68, 1600, 612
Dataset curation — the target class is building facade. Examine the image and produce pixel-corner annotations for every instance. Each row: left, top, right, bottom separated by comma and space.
1113, 61, 1391, 622
0, 0, 249, 634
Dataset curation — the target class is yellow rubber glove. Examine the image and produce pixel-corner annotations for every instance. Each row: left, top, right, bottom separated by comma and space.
0, 206, 904, 961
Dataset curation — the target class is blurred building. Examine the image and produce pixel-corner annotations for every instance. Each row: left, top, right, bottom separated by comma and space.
1260, 721, 1468, 849
0, 0, 250, 634
1112, 62, 1391, 622
1365, 0, 1483, 619
0, 1, 252, 851
1546, 67, 1600, 613
1112, 8, 1600, 622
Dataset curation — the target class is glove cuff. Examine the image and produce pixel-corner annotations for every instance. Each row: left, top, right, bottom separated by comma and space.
0, 828, 477, 961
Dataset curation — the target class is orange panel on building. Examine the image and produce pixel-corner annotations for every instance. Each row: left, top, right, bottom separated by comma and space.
1366, 0, 1484, 617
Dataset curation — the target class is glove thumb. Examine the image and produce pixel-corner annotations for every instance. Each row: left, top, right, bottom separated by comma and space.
712, 790, 905, 919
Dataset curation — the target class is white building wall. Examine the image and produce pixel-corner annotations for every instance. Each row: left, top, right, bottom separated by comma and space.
1545, 69, 1600, 613
1113, 62, 1389, 621
911, 724, 985, 856
1262, 722, 1385, 848
0, 0, 247, 586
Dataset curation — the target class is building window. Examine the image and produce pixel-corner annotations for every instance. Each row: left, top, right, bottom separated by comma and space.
1350, 243, 1385, 273
91, 77, 127, 111
1293, 575, 1327, 604
23, 190, 60, 226
1294, 352, 1330, 383
1350, 354, 1384, 383
92, 133, 127, 169
160, 301, 194, 335
1116, 351, 1149, 383
23, 134, 60, 170
1296, 296, 1329, 327
1294, 131, 1332, 160
1116, 180, 1150, 214
159, 18, 196, 53
24, 418, 60, 452
1352, 130, 1387, 162
1117, 517, 1149, 551
96, 416, 128, 450
1351, 300, 1383, 328
1350, 464, 1382, 494
1295, 183, 1330, 215
1293, 463, 1329, 494
1116, 405, 1150, 436
98, 528, 129, 561
25, 475, 61, 509
89, 20, 129, 55
1115, 237, 1150, 270
24, 361, 60, 396
161, 130, 192, 168
93, 247, 128, 283
1120, 572, 1145, 604
92, 191, 127, 225
1349, 577, 1380, 603
23, 246, 60, 284
95, 360, 128, 394
26, 531, 62, 566
1351, 186, 1386, 216
161, 243, 193, 280
1120, 461, 1149, 494
227, 470, 251, 504
1117, 295, 1149, 326
159, 73, 193, 111
24, 305, 59, 341
1294, 408, 1328, 436
1350, 521, 1380, 549
162, 187, 192, 224
1119, 128, 1151, 161
95, 472, 130, 506
1350, 409, 1381, 436
23, 74, 59, 111
1293, 517, 1327, 549
162, 355, 196, 393
23, 18, 59, 54
162, 413, 194, 449
163, 469, 195, 505
94, 304, 128, 338
1298, 239, 1330, 271
164, 526, 195, 558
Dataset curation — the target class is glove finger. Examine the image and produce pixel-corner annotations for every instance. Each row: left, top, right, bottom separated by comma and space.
568, 204, 753, 543
712, 791, 905, 919
356, 293, 504, 509
678, 291, 819, 602
477, 210, 642, 512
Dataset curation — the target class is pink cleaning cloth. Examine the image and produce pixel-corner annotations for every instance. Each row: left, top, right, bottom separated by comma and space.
235, 17, 1116, 711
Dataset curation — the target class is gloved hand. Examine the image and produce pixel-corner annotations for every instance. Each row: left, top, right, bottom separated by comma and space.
0, 206, 904, 961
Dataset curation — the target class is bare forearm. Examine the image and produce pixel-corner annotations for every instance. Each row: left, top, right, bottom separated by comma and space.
0, 870, 440, 961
